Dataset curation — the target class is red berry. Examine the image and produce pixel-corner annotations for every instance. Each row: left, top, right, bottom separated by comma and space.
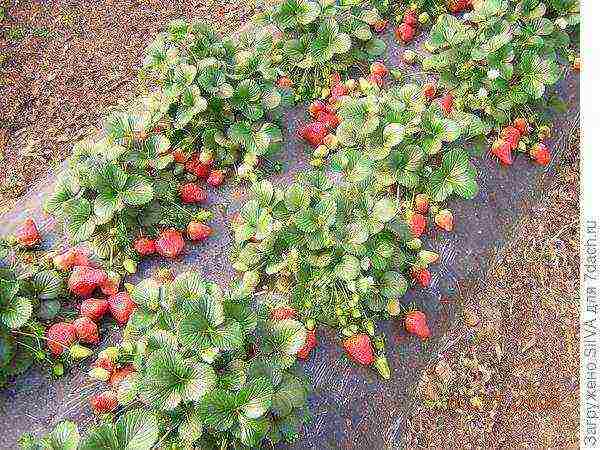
298, 122, 329, 147
412, 268, 432, 288
343, 334, 374, 365
109, 365, 136, 388
179, 183, 207, 204
207, 169, 226, 187
100, 272, 120, 296
513, 118, 529, 135
108, 292, 136, 325
409, 213, 427, 238
47, 322, 77, 356
93, 356, 115, 374
80, 298, 109, 322
329, 83, 348, 103
491, 138, 513, 165
423, 83, 437, 101
367, 73, 384, 87
155, 229, 185, 258
53, 247, 90, 271
395, 23, 415, 43
370, 62, 388, 77
73, 316, 99, 344
500, 126, 522, 151
297, 329, 317, 359
308, 100, 328, 118
329, 72, 342, 86
277, 77, 293, 88
187, 221, 212, 241
90, 390, 118, 414
405, 310, 431, 340
68, 266, 108, 298
316, 111, 341, 129
134, 237, 156, 256
270, 306, 297, 321
172, 150, 188, 163
16, 218, 41, 247
434, 209, 454, 232
414, 194, 429, 214
185, 154, 212, 179
403, 10, 418, 27
440, 92, 454, 115
530, 142, 551, 166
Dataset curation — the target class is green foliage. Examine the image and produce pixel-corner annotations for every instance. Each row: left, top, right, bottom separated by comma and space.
422, 0, 579, 128
262, 0, 387, 99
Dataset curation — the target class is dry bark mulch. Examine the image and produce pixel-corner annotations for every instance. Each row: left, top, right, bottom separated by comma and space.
406, 132, 580, 448
0, 0, 256, 213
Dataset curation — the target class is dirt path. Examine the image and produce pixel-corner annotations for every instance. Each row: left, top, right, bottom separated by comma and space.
0, 0, 255, 212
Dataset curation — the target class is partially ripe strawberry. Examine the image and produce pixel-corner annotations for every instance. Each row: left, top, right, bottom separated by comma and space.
100, 271, 120, 296
367, 73, 384, 87
172, 149, 188, 163
343, 334, 374, 365
308, 100, 328, 118
373, 19, 388, 33
90, 390, 118, 414
298, 122, 329, 147
108, 292, 136, 325
187, 221, 212, 241
134, 237, 156, 256
395, 23, 415, 43
297, 329, 317, 359
47, 322, 77, 356
316, 111, 341, 129
68, 266, 107, 298
16, 218, 41, 247
412, 268, 432, 287
423, 82, 437, 101
491, 138, 513, 165
185, 154, 212, 179
435, 209, 454, 232
109, 365, 136, 388
440, 92, 454, 115
408, 213, 427, 238
53, 247, 90, 271
271, 306, 297, 321
403, 10, 418, 27
80, 298, 109, 322
405, 310, 431, 340
93, 355, 115, 374
513, 118, 529, 135
179, 183, 207, 204
207, 169, 226, 187
414, 194, 429, 214
73, 317, 99, 344
155, 229, 185, 258
530, 142, 550, 166
370, 62, 388, 77
277, 76, 293, 88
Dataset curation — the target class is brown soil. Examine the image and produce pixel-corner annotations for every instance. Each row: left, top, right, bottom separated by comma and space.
406, 131, 580, 448
0, 0, 256, 213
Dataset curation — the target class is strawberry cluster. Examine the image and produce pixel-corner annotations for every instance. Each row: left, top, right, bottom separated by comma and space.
88, 346, 136, 413
491, 118, 551, 166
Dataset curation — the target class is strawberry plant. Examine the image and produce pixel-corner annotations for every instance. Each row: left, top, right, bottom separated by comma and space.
76, 271, 312, 449
259, 0, 387, 100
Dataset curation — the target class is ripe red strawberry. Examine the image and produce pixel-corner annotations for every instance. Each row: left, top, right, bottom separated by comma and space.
491, 138, 513, 165
403, 10, 418, 27
277, 76, 293, 88
408, 213, 427, 238
80, 298, 109, 322
179, 183, 207, 204
108, 292, 136, 325
500, 126, 522, 151
93, 356, 115, 374
271, 306, 297, 321
405, 310, 431, 340
435, 209, 454, 232
329, 83, 348, 103
373, 19, 388, 33
73, 316, 99, 344
172, 149, 188, 163
412, 268, 432, 287
297, 329, 317, 359
530, 142, 550, 165
370, 62, 388, 77
187, 221, 212, 241
68, 266, 107, 298
395, 23, 415, 43
308, 100, 328, 118
134, 237, 156, 256
440, 92, 454, 115
16, 218, 41, 247
423, 83, 437, 101
513, 118, 529, 135
316, 111, 341, 129
185, 154, 212, 179
109, 365, 136, 388
414, 194, 429, 214
47, 322, 77, 356
343, 334, 374, 365
367, 73, 384, 87
53, 248, 90, 271
298, 122, 329, 147
207, 169, 226, 187
155, 229, 185, 258
90, 390, 118, 414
